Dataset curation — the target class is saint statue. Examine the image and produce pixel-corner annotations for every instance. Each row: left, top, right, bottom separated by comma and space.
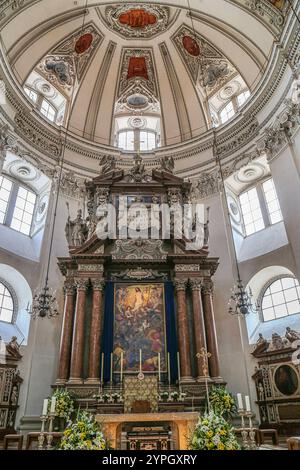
65, 208, 87, 246
6, 336, 22, 359
285, 327, 300, 343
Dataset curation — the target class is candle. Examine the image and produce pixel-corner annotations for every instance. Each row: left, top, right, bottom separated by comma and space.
167, 353, 171, 385
100, 353, 104, 386
42, 399, 48, 416
245, 395, 251, 412
237, 393, 244, 410
50, 396, 56, 414
110, 352, 113, 384
120, 352, 123, 383
139, 349, 142, 373
177, 352, 181, 382
158, 352, 161, 382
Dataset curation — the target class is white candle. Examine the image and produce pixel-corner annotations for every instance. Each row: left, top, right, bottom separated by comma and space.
42, 399, 48, 416
139, 349, 142, 373
177, 352, 181, 382
167, 353, 171, 385
158, 352, 161, 382
245, 395, 251, 412
50, 396, 56, 414
110, 353, 113, 384
237, 393, 244, 410
100, 353, 104, 385
120, 352, 123, 383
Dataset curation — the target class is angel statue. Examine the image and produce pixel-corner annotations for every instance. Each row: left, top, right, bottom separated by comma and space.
285, 327, 300, 343
159, 156, 175, 174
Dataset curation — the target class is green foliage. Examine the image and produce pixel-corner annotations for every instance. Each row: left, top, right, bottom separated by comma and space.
58, 411, 109, 451
51, 388, 74, 419
208, 386, 237, 418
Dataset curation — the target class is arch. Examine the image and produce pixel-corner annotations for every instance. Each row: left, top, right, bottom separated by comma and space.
0, 264, 32, 345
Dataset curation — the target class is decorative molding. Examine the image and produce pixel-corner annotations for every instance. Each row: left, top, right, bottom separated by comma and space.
103, 4, 170, 39
91, 280, 105, 291
75, 279, 89, 291
110, 268, 168, 281
174, 279, 188, 291
231, 0, 287, 33
78, 264, 104, 273
202, 279, 214, 295
190, 279, 202, 291
175, 264, 201, 273
111, 239, 168, 260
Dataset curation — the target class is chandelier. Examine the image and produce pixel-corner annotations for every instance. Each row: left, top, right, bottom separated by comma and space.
27, 283, 59, 319
228, 277, 259, 316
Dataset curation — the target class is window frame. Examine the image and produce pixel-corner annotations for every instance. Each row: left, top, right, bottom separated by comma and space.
0, 278, 18, 324
239, 177, 283, 238
258, 275, 300, 323
219, 101, 235, 124
40, 98, 57, 123
0, 174, 37, 237
117, 128, 158, 152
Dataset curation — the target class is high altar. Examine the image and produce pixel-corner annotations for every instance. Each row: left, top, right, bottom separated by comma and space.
56, 156, 221, 450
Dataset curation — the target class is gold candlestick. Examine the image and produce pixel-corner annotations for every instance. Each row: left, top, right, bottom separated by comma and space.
46, 412, 55, 450
38, 415, 47, 450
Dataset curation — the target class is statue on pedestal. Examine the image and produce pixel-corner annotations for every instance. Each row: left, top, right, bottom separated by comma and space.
6, 336, 22, 360
252, 333, 269, 355
65, 208, 87, 246
285, 327, 300, 343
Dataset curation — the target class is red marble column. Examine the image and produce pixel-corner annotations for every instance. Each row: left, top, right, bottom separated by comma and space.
68, 279, 88, 384
86, 280, 105, 384
56, 282, 75, 384
190, 279, 209, 381
175, 279, 193, 382
202, 279, 221, 379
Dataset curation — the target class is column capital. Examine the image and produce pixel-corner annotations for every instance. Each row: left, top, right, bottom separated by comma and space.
190, 278, 202, 291
174, 279, 188, 291
75, 278, 89, 291
64, 281, 75, 295
202, 279, 214, 295
91, 279, 105, 291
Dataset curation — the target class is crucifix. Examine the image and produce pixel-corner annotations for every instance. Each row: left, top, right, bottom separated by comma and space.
196, 347, 212, 410
132, 129, 145, 152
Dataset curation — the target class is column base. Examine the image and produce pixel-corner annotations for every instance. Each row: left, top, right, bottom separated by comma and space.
67, 377, 84, 385
196, 376, 213, 383
55, 379, 67, 386
211, 376, 225, 383
179, 376, 194, 384
85, 378, 100, 385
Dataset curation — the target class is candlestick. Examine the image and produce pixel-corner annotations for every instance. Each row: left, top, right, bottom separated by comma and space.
120, 352, 123, 383
237, 393, 243, 410
139, 349, 142, 373
50, 396, 56, 414
167, 352, 171, 385
100, 353, 104, 389
245, 395, 251, 412
158, 352, 161, 382
38, 415, 47, 450
42, 398, 48, 416
177, 352, 181, 382
110, 352, 113, 385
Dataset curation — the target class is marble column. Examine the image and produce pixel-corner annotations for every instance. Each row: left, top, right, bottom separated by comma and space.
202, 279, 221, 379
69, 279, 88, 384
190, 279, 208, 381
86, 280, 105, 384
56, 282, 75, 385
174, 279, 192, 382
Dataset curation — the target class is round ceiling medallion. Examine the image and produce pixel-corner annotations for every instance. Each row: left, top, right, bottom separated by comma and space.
219, 81, 240, 101
75, 33, 93, 54
182, 35, 200, 57
118, 9, 157, 29
7, 160, 38, 182
235, 162, 265, 184
128, 117, 146, 129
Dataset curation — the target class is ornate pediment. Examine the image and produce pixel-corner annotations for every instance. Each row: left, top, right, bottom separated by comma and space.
111, 239, 168, 261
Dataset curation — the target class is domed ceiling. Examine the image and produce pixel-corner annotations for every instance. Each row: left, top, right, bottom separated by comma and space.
0, 0, 289, 149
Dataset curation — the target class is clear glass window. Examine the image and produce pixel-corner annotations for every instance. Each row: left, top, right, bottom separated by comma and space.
118, 130, 135, 151
24, 86, 38, 103
239, 187, 265, 236
237, 90, 251, 107
263, 178, 283, 225
220, 101, 235, 124
262, 277, 300, 321
0, 176, 12, 224
0, 282, 14, 323
140, 131, 156, 151
40, 99, 56, 122
11, 186, 36, 236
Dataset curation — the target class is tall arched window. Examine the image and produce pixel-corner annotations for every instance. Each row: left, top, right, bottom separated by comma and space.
0, 281, 14, 323
261, 276, 300, 322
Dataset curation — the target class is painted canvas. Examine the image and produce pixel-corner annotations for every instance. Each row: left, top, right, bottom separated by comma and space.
113, 283, 166, 372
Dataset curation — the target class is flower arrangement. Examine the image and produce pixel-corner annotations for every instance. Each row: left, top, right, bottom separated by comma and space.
208, 386, 237, 419
59, 411, 109, 451
50, 389, 74, 419
190, 411, 240, 451
170, 391, 179, 401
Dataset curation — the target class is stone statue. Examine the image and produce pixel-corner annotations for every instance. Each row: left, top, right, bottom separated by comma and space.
10, 385, 19, 405
285, 326, 300, 343
6, 336, 22, 359
271, 332, 284, 350
258, 382, 265, 402
85, 215, 97, 240
128, 154, 147, 183
65, 208, 87, 246
159, 156, 174, 174
99, 155, 116, 175
252, 333, 269, 355
203, 207, 210, 247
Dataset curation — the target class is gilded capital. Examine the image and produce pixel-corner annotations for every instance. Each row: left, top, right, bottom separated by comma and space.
190, 278, 202, 291
174, 279, 188, 291
64, 281, 75, 295
91, 279, 105, 291
75, 279, 89, 291
202, 279, 214, 295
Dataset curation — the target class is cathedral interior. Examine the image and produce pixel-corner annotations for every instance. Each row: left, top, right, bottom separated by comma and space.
0, 0, 300, 452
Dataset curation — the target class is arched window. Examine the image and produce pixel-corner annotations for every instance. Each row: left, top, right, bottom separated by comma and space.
261, 276, 300, 322
0, 281, 15, 323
